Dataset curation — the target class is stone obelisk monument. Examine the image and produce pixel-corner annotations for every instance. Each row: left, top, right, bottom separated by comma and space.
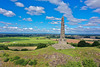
52, 16, 75, 50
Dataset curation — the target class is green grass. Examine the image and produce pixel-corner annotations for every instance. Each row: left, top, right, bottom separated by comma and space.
0, 37, 100, 67
0, 46, 100, 67
0, 37, 57, 45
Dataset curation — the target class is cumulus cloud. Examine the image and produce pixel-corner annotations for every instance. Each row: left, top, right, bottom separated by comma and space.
15, 2, 24, 7
46, 16, 61, 20
83, 17, 100, 26
80, 6, 88, 10
93, 9, 100, 13
25, 6, 45, 15
0, 8, 15, 17
49, 21, 60, 24
85, 0, 100, 9
84, 23, 98, 26
66, 27, 100, 34
82, 0, 100, 13
37, 0, 87, 25
0, 21, 12, 25
23, 18, 32, 21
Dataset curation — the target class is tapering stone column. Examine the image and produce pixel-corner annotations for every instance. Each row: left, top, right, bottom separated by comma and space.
52, 16, 75, 50
59, 16, 66, 44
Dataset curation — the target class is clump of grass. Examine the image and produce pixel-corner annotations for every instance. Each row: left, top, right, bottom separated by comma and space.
28, 61, 34, 65
3, 53, 9, 57
4, 58, 9, 62
82, 59, 97, 67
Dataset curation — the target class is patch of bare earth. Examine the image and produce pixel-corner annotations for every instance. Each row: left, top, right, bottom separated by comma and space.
8, 46, 37, 50
43, 53, 78, 67
52, 39, 93, 44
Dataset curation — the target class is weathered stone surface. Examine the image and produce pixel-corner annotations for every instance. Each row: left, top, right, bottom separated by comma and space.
52, 16, 75, 49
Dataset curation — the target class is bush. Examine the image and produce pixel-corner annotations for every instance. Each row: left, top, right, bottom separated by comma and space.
36, 43, 47, 49
97, 45, 100, 49
82, 59, 97, 67
92, 41, 100, 46
33, 60, 37, 65
12, 49, 19, 51
71, 43, 78, 47
0, 45, 9, 50
14, 59, 25, 65
45, 63, 49, 66
3, 53, 9, 57
4, 58, 9, 62
13, 56, 20, 60
29, 61, 34, 65
21, 49, 28, 51
78, 40, 91, 47
14, 59, 29, 66
61, 61, 82, 67
22, 60, 29, 66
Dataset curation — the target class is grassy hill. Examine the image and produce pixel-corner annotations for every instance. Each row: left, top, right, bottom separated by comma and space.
0, 46, 100, 67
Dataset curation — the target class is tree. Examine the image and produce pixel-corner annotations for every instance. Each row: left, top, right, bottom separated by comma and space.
78, 40, 90, 47
92, 41, 100, 46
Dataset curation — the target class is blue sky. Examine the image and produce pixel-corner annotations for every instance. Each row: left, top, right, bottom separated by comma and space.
0, 0, 100, 34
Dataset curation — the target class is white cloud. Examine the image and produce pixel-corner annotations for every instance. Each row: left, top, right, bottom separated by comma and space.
10, 0, 17, 2
25, 6, 45, 15
0, 21, 12, 25
23, 18, 32, 21
37, 0, 87, 25
83, 16, 100, 26
0, 8, 15, 17
46, 16, 61, 20
85, 0, 100, 9
15, 2, 24, 7
49, 21, 60, 24
93, 9, 100, 13
19, 16, 21, 18
80, 6, 88, 10
84, 23, 98, 26
29, 28, 33, 30
83, 0, 100, 13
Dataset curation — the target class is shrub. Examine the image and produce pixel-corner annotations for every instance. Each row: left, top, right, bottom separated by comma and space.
13, 56, 20, 60
36, 43, 47, 49
22, 60, 29, 66
92, 41, 100, 46
14, 59, 29, 66
71, 43, 78, 47
12, 49, 19, 51
0, 45, 9, 50
78, 40, 90, 47
21, 49, 28, 51
4, 58, 9, 62
97, 45, 100, 49
33, 60, 37, 66
3, 53, 9, 57
82, 59, 97, 67
29, 61, 34, 65
14, 59, 25, 65
61, 61, 82, 67
45, 63, 49, 66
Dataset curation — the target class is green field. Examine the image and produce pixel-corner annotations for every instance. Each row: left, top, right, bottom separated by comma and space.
0, 37, 57, 45
0, 37, 100, 67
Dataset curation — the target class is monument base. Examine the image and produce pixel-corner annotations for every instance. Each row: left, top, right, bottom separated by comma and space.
52, 43, 75, 50
52, 39, 75, 50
